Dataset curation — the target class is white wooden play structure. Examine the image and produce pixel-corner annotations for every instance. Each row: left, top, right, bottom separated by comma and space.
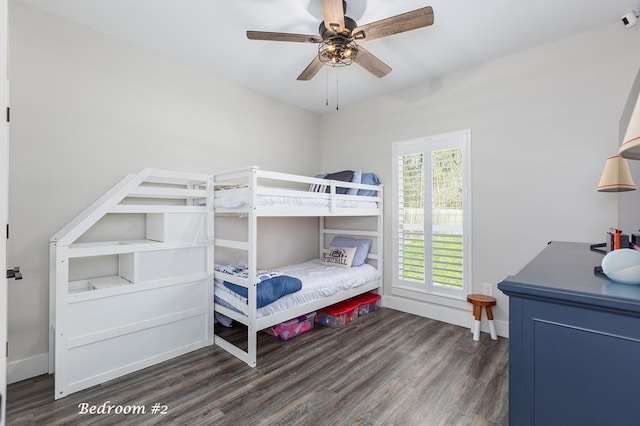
49, 166, 383, 399
49, 169, 213, 399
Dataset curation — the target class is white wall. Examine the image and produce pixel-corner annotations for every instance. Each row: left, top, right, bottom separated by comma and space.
7, 1, 321, 382
320, 21, 640, 334
619, 67, 640, 232
620, 161, 640, 232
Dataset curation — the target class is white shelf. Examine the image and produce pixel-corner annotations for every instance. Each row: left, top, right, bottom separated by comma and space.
68, 273, 209, 301
67, 239, 208, 257
89, 276, 132, 290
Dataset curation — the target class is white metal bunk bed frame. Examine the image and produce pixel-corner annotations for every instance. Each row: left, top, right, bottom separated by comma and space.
212, 166, 383, 367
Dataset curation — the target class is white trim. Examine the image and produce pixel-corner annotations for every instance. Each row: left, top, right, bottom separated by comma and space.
7, 353, 48, 384
392, 285, 469, 310
383, 295, 509, 338
1, 1, 8, 422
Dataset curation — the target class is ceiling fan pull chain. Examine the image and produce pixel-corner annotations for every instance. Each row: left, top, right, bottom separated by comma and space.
325, 68, 329, 107
336, 72, 339, 111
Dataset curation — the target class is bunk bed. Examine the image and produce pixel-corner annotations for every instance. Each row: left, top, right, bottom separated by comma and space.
212, 166, 383, 367
49, 166, 381, 398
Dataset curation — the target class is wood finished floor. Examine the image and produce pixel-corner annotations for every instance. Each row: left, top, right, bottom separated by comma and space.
7, 308, 509, 426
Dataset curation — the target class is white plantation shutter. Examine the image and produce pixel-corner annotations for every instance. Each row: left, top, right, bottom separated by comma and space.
396, 152, 426, 285
431, 148, 464, 292
392, 130, 471, 298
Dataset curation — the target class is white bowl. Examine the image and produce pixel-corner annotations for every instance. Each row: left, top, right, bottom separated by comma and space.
602, 249, 640, 284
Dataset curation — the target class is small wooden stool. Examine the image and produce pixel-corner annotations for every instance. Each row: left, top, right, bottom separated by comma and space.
466, 294, 497, 341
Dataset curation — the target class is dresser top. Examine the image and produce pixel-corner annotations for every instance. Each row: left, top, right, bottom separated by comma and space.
498, 241, 640, 313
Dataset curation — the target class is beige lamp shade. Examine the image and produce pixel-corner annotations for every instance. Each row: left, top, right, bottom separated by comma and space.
597, 154, 636, 192
619, 78, 640, 159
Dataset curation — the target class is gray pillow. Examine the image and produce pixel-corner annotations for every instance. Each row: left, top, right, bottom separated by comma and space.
323, 170, 354, 194
330, 236, 372, 266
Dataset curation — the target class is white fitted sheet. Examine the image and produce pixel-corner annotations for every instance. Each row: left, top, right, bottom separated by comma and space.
214, 259, 381, 318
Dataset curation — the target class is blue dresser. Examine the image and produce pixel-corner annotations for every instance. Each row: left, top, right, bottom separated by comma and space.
498, 241, 640, 426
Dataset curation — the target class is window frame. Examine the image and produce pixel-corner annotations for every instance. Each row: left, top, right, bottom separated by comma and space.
391, 129, 472, 300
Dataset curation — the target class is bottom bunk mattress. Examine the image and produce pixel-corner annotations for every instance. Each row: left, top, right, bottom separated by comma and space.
214, 259, 381, 318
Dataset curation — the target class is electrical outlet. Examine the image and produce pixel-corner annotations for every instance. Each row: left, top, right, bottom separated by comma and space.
483, 283, 493, 296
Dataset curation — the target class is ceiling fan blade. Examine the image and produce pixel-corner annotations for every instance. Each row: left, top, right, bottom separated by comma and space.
354, 46, 392, 78
354, 6, 434, 42
297, 56, 324, 81
247, 31, 322, 43
320, 0, 346, 33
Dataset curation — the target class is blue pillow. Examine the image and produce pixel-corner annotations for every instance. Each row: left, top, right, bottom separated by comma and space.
330, 236, 372, 266
357, 173, 381, 196
347, 170, 362, 195
224, 275, 302, 308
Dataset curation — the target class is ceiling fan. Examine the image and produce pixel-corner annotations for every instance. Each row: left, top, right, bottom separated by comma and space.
246, 0, 434, 81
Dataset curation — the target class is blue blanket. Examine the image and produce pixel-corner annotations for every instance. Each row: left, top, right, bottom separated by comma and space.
223, 275, 302, 308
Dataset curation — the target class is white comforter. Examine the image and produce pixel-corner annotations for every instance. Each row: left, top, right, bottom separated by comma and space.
214, 259, 381, 318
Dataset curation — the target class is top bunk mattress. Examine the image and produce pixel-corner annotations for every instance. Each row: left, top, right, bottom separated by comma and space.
214, 259, 381, 318
212, 168, 382, 214
214, 192, 378, 210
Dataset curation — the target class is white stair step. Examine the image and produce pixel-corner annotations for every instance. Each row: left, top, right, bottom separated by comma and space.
128, 187, 207, 199
67, 239, 208, 257
109, 205, 207, 214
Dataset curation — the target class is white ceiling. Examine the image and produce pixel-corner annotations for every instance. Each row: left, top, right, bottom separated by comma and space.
18, 0, 640, 114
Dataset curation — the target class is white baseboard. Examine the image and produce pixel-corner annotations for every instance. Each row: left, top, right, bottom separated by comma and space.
8, 352, 49, 384
382, 294, 509, 338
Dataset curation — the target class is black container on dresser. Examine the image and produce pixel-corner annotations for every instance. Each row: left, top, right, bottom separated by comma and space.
498, 241, 640, 426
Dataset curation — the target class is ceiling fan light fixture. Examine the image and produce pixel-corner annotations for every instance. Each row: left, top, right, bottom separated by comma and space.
247, 2, 435, 81
318, 37, 358, 67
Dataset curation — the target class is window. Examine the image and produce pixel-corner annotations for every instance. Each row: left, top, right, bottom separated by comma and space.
392, 130, 471, 299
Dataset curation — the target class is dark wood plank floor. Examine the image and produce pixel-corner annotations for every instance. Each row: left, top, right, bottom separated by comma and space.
7, 308, 509, 425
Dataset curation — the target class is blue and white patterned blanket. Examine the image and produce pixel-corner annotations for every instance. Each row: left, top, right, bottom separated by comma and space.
215, 263, 302, 308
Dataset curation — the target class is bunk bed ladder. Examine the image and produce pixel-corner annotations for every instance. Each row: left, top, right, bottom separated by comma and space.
212, 167, 259, 367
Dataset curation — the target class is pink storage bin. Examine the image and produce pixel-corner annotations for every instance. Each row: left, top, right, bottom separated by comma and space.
266, 312, 316, 340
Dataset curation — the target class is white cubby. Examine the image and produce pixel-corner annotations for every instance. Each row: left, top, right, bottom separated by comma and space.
118, 246, 206, 284
146, 212, 207, 243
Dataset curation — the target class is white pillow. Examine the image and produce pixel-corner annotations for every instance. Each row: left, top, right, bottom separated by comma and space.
322, 246, 357, 268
